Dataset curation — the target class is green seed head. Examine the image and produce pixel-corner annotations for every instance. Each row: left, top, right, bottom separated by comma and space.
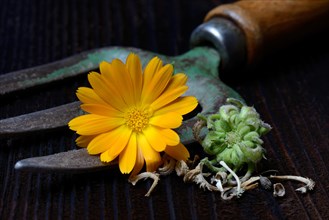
197, 98, 271, 171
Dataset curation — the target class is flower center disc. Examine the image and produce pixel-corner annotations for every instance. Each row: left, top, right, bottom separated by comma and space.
125, 107, 150, 132
225, 131, 240, 146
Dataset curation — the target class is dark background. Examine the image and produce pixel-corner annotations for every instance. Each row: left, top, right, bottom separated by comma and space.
1, 0, 329, 219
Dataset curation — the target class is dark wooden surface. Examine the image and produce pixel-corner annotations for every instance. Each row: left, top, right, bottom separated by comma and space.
1, 0, 328, 219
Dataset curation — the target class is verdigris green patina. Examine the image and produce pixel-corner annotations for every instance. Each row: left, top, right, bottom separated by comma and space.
0, 46, 243, 145
2, 46, 244, 173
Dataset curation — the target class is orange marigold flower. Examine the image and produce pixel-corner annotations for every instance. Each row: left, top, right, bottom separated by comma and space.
69, 53, 198, 174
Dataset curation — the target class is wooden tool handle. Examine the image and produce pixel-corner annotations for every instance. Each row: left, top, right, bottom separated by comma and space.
205, 0, 329, 64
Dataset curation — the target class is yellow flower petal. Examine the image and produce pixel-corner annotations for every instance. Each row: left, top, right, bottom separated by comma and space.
158, 129, 180, 146
100, 149, 112, 162
130, 147, 145, 177
99, 61, 113, 76
154, 96, 198, 116
105, 127, 132, 160
87, 125, 131, 154
107, 59, 135, 105
143, 126, 166, 152
87, 125, 128, 154
150, 86, 188, 111
165, 143, 190, 161
149, 112, 182, 128
99, 60, 110, 74
141, 64, 173, 104
88, 71, 127, 110
143, 56, 163, 86
99, 127, 132, 163
76, 87, 107, 105
87, 132, 114, 155
126, 53, 143, 101
165, 73, 188, 90
81, 104, 124, 117
69, 114, 124, 135
75, 135, 97, 148
137, 133, 161, 172
69, 114, 104, 130
119, 133, 137, 174
100, 61, 135, 107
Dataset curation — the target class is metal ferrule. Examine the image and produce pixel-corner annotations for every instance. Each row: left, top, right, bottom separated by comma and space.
190, 18, 246, 74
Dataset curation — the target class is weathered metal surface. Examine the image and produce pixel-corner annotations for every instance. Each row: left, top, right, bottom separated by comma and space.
0, 101, 82, 137
1, 46, 243, 143
9, 46, 243, 172
0, 47, 129, 95
15, 148, 117, 173
0, 15, 247, 95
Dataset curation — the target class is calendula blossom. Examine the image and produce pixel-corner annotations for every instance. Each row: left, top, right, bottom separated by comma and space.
69, 53, 198, 174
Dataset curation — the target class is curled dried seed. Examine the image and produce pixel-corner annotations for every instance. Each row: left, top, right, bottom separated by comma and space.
188, 155, 200, 168
211, 173, 226, 192
259, 176, 272, 190
270, 175, 315, 193
183, 162, 219, 191
221, 188, 237, 200
192, 119, 207, 144
243, 183, 258, 191
273, 183, 285, 197
128, 172, 160, 197
192, 173, 219, 191
213, 171, 228, 184
183, 163, 202, 182
241, 176, 260, 188
212, 178, 224, 191
158, 155, 176, 175
243, 182, 259, 191
175, 160, 190, 176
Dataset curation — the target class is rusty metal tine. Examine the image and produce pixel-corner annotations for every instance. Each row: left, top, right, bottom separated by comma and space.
0, 47, 141, 95
14, 149, 117, 173
0, 101, 81, 137
1, 46, 240, 138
